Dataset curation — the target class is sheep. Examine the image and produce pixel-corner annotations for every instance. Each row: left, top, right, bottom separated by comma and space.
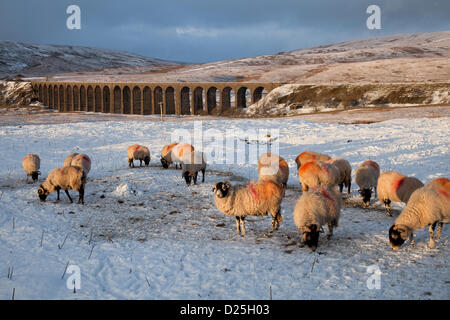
425, 177, 450, 192
128, 144, 150, 167
22, 153, 41, 182
377, 171, 424, 216
257, 152, 289, 187
293, 186, 342, 251
212, 180, 284, 236
38, 166, 87, 204
70, 153, 91, 175
389, 182, 450, 250
161, 143, 194, 169
64, 152, 79, 167
180, 151, 207, 186
355, 160, 380, 207
295, 151, 331, 169
298, 160, 338, 192
327, 158, 352, 195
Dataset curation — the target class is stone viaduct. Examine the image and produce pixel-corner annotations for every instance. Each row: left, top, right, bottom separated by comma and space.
31, 81, 283, 115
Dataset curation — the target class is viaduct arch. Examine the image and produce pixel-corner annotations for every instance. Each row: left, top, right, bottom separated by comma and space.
31, 81, 281, 115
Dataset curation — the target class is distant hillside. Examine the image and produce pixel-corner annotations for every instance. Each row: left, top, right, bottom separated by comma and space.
43, 30, 449, 83
0, 41, 181, 78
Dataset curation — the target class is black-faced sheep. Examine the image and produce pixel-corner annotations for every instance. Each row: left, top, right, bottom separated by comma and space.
355, 160, 380, 206
22, 154, 41, 182
298, 160, 338, 192
327, 158, 352, 195
258, 152, 289, 187
212, 180, 284, 236
181, 151, 207, 186
38, 166, 86, 204
389, 180, 450, 250
377, 171, 424, 216
293, 186, 342, 251
128, 144, 150, 167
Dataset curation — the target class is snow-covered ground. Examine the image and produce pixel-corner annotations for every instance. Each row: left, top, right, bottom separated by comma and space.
0, 116, 449, 299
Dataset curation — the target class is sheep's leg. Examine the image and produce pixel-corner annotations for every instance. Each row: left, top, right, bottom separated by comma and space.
327, 223, 334, 239
56, 187, 61, 201
235, 217, 241, 235
374, 186, 377, 197
384, 199, 392, 216
428, 222, 437, 249
78, 186, 85, 205
139, 160, 142, 167
240, 217, 246, 236
269, 210, 281, 233
436, 222, 443, 240
409, 233, 415, 248
202, 169, 205, 182
193, 172, 198, 185
64, 190, 73, 203
347, 181, 351, 195
339, 183, 344, 193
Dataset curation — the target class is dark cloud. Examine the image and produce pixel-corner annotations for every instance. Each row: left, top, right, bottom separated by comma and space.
1, 0, 449, 63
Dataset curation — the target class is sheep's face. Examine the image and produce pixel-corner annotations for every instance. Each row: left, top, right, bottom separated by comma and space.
389, 225, 408, 250
212, 181, 231, 198
359, 188, 372, 206
38, 185, 49, 202
183, 171, 194, 186
161, 157, 169, 169
144, 156, 150, 166
31, 171, 40, 181
301, 224, 320, 251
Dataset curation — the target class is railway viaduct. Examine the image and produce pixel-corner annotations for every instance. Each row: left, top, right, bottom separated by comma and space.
31, 81, 283, 115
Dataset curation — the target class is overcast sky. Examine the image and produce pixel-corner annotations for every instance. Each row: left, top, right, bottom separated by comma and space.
1, 0, 449, 63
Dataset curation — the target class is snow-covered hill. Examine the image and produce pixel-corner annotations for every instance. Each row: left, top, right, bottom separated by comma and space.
38, 31, 450, 83
0, 41, 181, 78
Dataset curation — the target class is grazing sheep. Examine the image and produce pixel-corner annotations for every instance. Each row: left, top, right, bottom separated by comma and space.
298, 160, 338, 192
355, 160, 380, 206
128, 144, 150, 167
377, 171, 424, 216
70, 153, 91, 174
295, 151, 331, 169
389, 183, 450, 250
64, 152, 79, 167
38, 166, 87, 204
22, 154, 41, 182
212, 180, 284, 236
161, 143, 194, 169
293, 186, 342, 251
258, 152, 289, 187
327, 158, 352, 195
181, 151, 207, 186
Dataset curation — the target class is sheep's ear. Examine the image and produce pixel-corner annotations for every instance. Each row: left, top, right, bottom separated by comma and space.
223, 181, 231, 189
212, 182, 218, 192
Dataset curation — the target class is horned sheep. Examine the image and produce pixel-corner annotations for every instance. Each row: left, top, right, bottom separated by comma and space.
212, 180, 284, 236
22, 153, 41, 182
38, 166, 87, 204
293, 186, 342, 251
181, 151, 207, 186
389, 178, 450, 250
355, 160, 380, 206
128, 144, 150, 167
